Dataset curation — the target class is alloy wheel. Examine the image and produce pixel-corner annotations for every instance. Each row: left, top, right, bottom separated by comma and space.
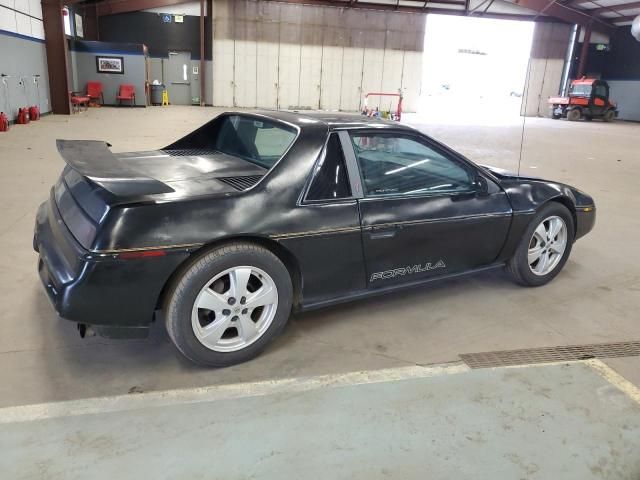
191, 266, 278, 352
528, 215, 568, 276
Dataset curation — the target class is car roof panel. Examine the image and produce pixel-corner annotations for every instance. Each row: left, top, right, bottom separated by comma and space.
248, 109, 413, 131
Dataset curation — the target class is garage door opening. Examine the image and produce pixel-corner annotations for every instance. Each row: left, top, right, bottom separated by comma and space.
420, 14, 534, 124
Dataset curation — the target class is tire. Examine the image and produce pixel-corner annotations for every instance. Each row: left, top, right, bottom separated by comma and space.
164, 243, 293, 367
603, 109, 615, 122
552, 113, 561, 120
567, 109, 581, 122
506, 203, 574, 287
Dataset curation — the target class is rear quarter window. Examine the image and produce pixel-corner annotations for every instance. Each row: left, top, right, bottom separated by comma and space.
215, 115, 297, 169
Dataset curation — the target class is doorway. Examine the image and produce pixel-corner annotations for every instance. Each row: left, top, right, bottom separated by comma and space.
166, 51, 192, 105
421, 15, 534, 123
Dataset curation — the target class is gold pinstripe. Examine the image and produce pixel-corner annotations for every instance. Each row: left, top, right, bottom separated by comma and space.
92, 243, 204, 255
270, 226, 361, 240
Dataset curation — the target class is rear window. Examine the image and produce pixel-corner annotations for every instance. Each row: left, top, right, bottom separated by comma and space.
215, 115, 297, 169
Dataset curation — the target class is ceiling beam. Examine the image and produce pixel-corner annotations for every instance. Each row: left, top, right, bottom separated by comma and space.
88, 0, 194, 16
254, 0, 564, 22
255, 0, 467, 14
610, 13, 638, 21
512, 0, 615, 34
592, 1, 640, 14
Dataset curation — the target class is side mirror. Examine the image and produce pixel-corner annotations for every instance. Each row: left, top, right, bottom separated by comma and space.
473, 175, 489, 196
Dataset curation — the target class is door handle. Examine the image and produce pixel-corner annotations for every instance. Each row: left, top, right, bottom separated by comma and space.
369, 226, 398, 240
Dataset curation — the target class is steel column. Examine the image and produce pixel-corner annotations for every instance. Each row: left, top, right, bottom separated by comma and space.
577, 23, 592, 78
199, 0, 205, 106
41, 0, 71, 115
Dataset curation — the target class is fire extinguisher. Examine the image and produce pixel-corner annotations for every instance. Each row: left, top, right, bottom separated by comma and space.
29, 105, 40, 121
0, 112, 8, 132
16, 107, 29, 124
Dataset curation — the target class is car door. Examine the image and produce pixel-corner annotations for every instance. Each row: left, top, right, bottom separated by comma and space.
589, 81, 608, 116
279, 132, 367, 306
342, 129, 512, 288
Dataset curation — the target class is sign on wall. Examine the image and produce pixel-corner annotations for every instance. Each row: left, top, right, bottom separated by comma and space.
75, 13, 84, 38
96, 56, 125, 74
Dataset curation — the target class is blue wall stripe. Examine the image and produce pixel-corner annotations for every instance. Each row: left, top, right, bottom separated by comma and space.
0, 28, 45, 44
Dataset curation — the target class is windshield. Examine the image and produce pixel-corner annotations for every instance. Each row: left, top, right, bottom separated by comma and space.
569, 84, 592, 97
214, 115, 297, 169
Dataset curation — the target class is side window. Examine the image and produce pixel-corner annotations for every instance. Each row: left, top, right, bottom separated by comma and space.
306, 133, 352, 201
594, 84, 607, 98
350, 133, 474, 197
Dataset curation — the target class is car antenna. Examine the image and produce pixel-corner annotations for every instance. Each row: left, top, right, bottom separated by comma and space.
517, 56, 532, 178
517, 0, 561, 177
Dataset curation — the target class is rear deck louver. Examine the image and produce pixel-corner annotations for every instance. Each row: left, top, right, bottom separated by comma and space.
217, 175, 264, 191
162, 149, 218, 157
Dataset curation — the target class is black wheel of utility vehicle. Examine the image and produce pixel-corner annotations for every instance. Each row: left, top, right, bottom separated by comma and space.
552, 113, 561, 120
164, 243, 293, 367
603, 109, 615, 122
567, 109, 581, 122
506, 203, 574, 287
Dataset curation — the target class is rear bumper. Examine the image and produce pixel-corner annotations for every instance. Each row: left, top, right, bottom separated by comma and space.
34, 196, 190, 338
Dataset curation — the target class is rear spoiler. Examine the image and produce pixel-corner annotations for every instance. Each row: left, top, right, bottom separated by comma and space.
56, 140, 174, 196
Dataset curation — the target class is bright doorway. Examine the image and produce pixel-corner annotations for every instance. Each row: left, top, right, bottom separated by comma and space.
420, 14, 535, 123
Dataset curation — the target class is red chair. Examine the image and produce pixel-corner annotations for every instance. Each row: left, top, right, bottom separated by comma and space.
86, 81, 104, 105
116, 84, 136, 107
69, 91, 90, 113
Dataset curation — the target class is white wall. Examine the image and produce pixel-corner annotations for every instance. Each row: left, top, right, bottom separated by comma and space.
608, 80, 640, 121
0, 0, 50, 117
0, 0, 45, 40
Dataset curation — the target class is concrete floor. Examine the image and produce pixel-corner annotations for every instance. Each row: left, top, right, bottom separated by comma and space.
0, 106, 639, 410
1, 361, 639, 479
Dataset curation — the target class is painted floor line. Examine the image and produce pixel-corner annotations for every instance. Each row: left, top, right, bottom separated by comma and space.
585, 358, 640, 406
0, 362, 470, 424
1, 359, 637, 425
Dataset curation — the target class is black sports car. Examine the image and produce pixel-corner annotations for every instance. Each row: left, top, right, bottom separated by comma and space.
34, 111, 596, 366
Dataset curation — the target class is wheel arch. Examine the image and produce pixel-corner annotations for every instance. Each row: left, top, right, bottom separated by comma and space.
545, 196, 577, 238
156, 235, 304, 314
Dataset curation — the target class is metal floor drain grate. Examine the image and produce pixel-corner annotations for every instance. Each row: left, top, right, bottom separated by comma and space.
460, 341, 640, 369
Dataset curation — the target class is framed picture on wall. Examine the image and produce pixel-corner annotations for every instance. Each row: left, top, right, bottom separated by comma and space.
96, 56, 124, 74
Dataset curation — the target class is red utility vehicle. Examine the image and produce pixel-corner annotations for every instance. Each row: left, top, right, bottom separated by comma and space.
548, 78, 617, 122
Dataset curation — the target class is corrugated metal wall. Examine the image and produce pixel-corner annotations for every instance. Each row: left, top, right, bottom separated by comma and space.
212, 0, 425, 112
521, 22, 572, 117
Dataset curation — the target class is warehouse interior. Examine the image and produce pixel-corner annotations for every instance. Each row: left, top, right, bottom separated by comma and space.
1, 0, 640, 478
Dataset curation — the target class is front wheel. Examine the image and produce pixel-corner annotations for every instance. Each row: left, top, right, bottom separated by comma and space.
164, 243, 293, 367
507, 203, 574, 287
567, 109, 581, 121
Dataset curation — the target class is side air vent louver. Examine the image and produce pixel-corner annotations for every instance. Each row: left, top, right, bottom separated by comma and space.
217, 175, 264, 191
162, 149, 218, 157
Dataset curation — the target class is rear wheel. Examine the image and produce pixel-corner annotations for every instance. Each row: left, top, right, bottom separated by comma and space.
603, 109, 615, 122
164, 243, 293, 367
507, 203, 574, 287
567, 109, 581, 121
